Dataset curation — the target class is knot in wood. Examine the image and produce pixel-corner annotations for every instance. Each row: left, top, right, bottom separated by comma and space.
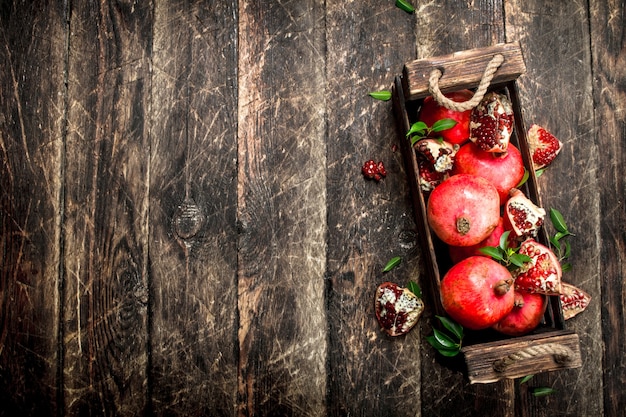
173, 198, 206, 240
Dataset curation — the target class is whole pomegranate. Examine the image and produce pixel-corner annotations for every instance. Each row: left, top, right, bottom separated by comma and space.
418, 90, 473, 145
427, 174, 500, 246
492, 290, 547, 336
440, 256, 515, 330
451, 142, 525, 204
449, 217, 505, 264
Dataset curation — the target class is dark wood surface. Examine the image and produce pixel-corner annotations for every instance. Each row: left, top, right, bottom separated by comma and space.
1, 1, 623, 416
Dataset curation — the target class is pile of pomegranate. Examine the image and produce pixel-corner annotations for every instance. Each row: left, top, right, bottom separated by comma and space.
415, 89, 590, 336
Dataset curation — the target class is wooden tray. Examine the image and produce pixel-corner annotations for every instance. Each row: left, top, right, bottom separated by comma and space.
392, 42, 582, 384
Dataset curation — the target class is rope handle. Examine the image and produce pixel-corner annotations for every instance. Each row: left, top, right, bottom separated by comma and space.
493, 343, 574, 373
428, 53, 505, 112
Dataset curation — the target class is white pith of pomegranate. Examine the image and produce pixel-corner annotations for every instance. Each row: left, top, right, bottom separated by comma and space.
513, 239, 563, 295
418, 90, 473, 145
449, 217, 505, 264
375, 282, 424, 336
504, 188, 546, 241
440, 256, 515, 330
492, 290, 547, 336
427, 174, 500, 247
527, 124, 563, 170
451, 142, 525, 204
469, 91, 514, 153
560, 282, 591, 320
414, 139, 458, 173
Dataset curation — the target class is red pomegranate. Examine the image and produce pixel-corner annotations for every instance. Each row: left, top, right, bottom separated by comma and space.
513, 239, 563, 295
449, 217, 505, 264
418, 90, 473, 145
440, 256, 515, 330
427, 174, 500, 246
492, 290, 547, 336
503, 188, 546, 242
560, 282, 591, 320
375, 282, 424, 336
451, 142, 525, 204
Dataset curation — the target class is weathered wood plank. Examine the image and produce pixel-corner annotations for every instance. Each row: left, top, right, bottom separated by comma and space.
62, 1, 152, 414
588, 1, 626, 416
324, 2, 422, 416
0, 2, 67, 415
407, 2, 519, 416
149, 0, 239, 414
505, 1, 604, 415
237, 1, 327, 415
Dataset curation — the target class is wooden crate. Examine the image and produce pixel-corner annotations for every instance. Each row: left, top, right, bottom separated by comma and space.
392, 42, 582, 384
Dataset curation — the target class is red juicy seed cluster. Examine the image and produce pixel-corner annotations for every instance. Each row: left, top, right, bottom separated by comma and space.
472, 116, 499, 151
362, 159, 386, 181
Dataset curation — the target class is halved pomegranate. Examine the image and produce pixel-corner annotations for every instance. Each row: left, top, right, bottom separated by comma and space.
513, 239, 563, 295
375, 282, 424, 336
560, 282, 591, 320
440, 256, 515, 330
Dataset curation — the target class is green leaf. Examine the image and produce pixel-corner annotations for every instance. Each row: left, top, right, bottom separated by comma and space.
436, 315, 464, 340
549, 236, 561, 251
554, 230, 570, 242
561, 262, 572, 272
368, 90, 392, 101
479, 246, 505, 261
406, 121, 428, 137
499, 230, 511, 251
535, 168, 546, 177
407, 280, 422, 298
437, 347, 461, 357
516, 169, 530, 188
519, 375, 534, 385
395, 0, 415, 13
531, 387, 556, 397
564, 240, 571, 259
431, 118, 457, 132
510, 253, 532, 268
383, 256, 402, 272
425, 336, 460, 357
549, 208, 569, 233
432, 329, 459, 349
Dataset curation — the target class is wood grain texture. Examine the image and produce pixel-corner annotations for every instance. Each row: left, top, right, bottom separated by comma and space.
149, 0, 239, 414
237, 1, 327, 415
588, 0, 626, 416
324, 2, 422, 416
505, 1, 604, 415
62, 1, 152, 414
0, 2, 66, 415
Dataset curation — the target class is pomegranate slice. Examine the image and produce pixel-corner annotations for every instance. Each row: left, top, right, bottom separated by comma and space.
504, 188, 546, 241
414, 138, 458, 173
527, 124, 563, 170
417, 156, 445, 192
513, 239, 563, 295
469, 91, 514, 153
375, 282, 424, 336
560, 282, 591, 320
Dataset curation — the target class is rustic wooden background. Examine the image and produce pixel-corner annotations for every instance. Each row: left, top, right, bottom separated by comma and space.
1, 0, 624, 416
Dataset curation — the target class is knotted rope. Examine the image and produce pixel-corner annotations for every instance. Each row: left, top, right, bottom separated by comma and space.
428, 53, 505, 112
492, 343, 574, 373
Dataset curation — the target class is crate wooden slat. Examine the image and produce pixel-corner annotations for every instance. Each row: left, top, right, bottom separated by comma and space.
392, 43, 582, 384
402, 42, 526, 101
